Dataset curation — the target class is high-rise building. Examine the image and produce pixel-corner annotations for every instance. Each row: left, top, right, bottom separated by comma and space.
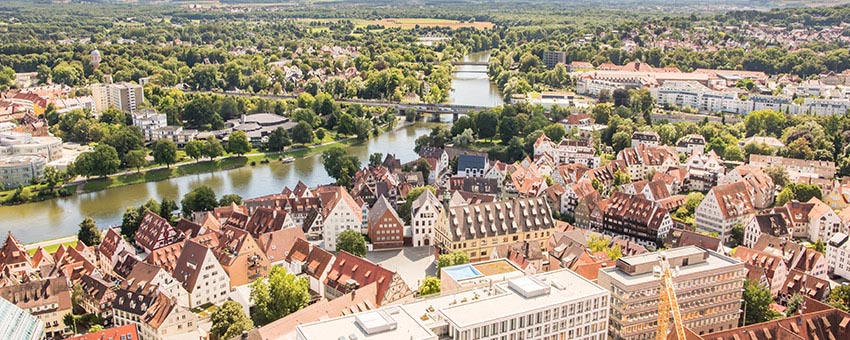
597, 246, 746, 340
543, 50, 567, 69
91, 82, 144, 114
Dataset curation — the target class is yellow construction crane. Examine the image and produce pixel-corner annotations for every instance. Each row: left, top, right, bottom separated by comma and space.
655, 252, 686, 340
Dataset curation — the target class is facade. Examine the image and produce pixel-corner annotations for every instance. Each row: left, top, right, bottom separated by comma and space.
134, 210, 182, 254
0, 154, 46, 189
112, 285, 198, 340
411, 189, 447, 247
171, 239, 230, 308
91, 82, 144, 113
0, 294, 43, 340
457, 154, 487, 178
0, 277, 72, 338
435, 197, 557, 262
602, 192, 673, 246
616, 144, 679, 182
743, 213, 790, 248
298, 268, 610, 340
630, 131, 660, 147
367, 196, 405, 249
131, 109, 167, 142
695, 181, 755, 242
597, 246, 746, 340
318, 186, 363, 252
827, 232, 850, 279
543, 50, 567, 69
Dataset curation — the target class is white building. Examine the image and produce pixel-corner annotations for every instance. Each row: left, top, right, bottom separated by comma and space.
319, 186, 363, 252
827, 233, 850, 279
132, 109, 168, 142
171, 240, 230, 308
91, 82, 144, 113
296, 267, 610, 340
411, 189, 445, 248
694, 181, 755, 242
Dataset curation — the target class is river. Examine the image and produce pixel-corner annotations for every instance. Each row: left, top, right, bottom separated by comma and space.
449, 50, 505, 107
3, 52, 503, 244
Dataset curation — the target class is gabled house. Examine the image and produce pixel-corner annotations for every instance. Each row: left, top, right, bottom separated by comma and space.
78, 273, 116, 316
602, 191, 673, 246
243, 207, 295, 238
318, 186, 363, 252
695, 181, 755, 243
744, 213, 791, 248
778, 269, 831, 304
456, 154, 487, 177
0, 232, 34, 277
367, 196, 405, 250
616, 144, 679, 182
112, 285, 198, 340
257, 227, 306, 266
284, 238, 334, 297
410, 189, 445, 247
323, 251, 412, 306
97, 228, 134, 276
213, 225, 270, 287
122, 261, 189, 307
135, 210, 182, 254
171, 239, 229, 308
733, 246, 788, 296
0, 277, 72, 338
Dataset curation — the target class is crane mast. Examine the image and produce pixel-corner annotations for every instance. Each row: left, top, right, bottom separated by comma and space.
655, 252, 686, 340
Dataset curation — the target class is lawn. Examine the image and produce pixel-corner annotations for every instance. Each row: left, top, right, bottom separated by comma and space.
81, 157, 250, 192
27, 240, 78, 256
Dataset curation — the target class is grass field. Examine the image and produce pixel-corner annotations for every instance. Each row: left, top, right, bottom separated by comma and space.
28, 240, 78, 256
358, 18, 494, 30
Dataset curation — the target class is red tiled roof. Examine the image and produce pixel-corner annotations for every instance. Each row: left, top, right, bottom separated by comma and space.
65, 324, 139, 340
324, 251, 395, 305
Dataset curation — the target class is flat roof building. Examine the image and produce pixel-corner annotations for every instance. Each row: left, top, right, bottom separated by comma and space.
297, 267, 610, 340
597, 246, 746, 340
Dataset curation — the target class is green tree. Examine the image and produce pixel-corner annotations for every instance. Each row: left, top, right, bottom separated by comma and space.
828, 285, 850, 312
218, 194, 243, 206
476, 111, 499, 142
776, 187, 796, 206
785, 293, 804, 316
763, 165, 789, 188
210, 300, 254, 340
125, 149, 147, 172
120, 206, 141, 240
77, 217, 101, 246
499, 116, 521, 144
436, 251, 470, 278
153, 139, 178, 168
336, 229, 367, 257
160, 198, 178, 222
291, 121, 314, 144
185, 140, 205, 162
453, 128, 475, 147
204, 136, 225, 160
543, 123, 567, 142
741, 279, 781, 326
250, 266, 310, 325
730, 223, 745, 247
321, 147, 361, 188
181, 185, 218, 215
369, 153, 384, 167
612, 131, 631, 152
813, 239, 826, 253
418, 276, 441, 296
88, 325, 104, 333
74, 144, 121, 178
267, 127, 291, 152
227, 130, 251, 156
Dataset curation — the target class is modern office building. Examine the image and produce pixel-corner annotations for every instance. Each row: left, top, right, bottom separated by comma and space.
91, 82, 144, 113
597, 246, 746, 340
296, 265, 611, 340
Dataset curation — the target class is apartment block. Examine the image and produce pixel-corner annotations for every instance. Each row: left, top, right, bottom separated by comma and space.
91, 82, 144, 113
597, 246, 746, 340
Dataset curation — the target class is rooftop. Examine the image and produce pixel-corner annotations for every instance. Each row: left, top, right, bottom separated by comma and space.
296, 306, 436, 340
438, 269, 608, 328
600, 246, 743, 285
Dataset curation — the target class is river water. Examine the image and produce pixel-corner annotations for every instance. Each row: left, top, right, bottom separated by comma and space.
2, 52, 503, 244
